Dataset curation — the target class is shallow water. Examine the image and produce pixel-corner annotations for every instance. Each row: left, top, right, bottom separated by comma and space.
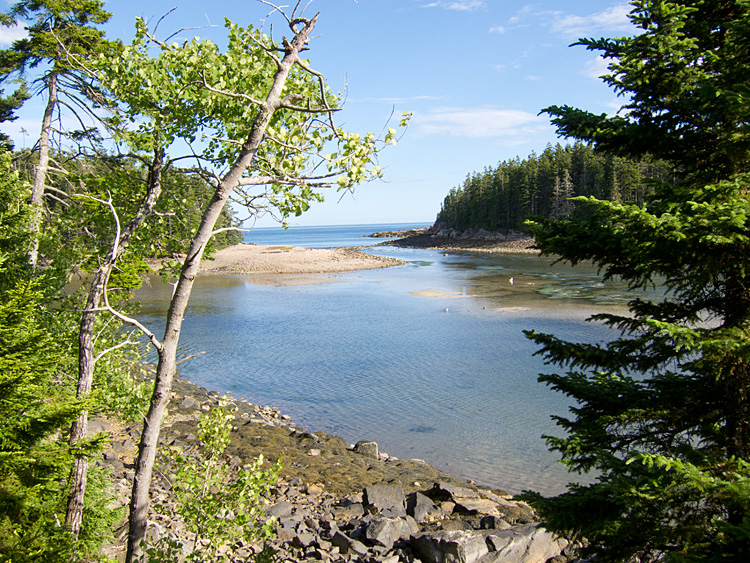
135, 227, 654, 496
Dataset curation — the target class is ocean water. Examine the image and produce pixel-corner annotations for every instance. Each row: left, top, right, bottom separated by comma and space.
135, 223, 645, 496
243, 222, 433, 249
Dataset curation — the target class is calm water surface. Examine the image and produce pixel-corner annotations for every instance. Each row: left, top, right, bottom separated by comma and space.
136, 224, 648, 495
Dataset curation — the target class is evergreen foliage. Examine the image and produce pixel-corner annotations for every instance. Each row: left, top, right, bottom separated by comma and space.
436, 142, 673, 233
0, 0, 111, 115
0, 153, 119, 562
522, 1, 750, 561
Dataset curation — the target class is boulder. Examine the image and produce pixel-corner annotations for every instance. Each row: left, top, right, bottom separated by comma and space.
430, 481, 479, 502
265, 500, 294, 519
407, 491, 444, 523
480, 524, 568, 563
363, 484, 407, 517
442, 519, 475, 532
331, 531, 369, 557
412, 530, 489, 563
479, 515, 512, 530
454, 498, 501, 517
180, 396, 201, 409
353, 440, 380, 460
331, 501, 365, 521
365, 516, 405, 550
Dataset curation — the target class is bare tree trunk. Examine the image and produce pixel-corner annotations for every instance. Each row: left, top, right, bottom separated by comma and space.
28, 71, 58, 268
125, 18, 317, 562
65, 148, 165, 538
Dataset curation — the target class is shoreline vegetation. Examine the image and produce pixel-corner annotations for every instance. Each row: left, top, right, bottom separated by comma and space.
372, 225, 537, 254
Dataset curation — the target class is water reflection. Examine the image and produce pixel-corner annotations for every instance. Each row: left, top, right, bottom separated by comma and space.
135, 248, 660, 496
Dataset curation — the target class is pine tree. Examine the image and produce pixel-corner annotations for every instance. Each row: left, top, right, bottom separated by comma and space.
0, 0, 111, 267
523, 2, 750, 560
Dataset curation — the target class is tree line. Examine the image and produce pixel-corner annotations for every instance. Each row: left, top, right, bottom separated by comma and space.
436, 141, 675, 232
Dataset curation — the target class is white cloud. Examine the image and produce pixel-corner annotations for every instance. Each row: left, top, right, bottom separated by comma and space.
501, 4, 632, 40
421, 1, 485, 11
581, 56, 610, 80
415, 107, 544, 138
489, 25, 506, 34
0, 23, 27, 45
550, 4, 632, 39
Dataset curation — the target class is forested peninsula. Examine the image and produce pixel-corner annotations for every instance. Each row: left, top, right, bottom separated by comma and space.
436, 141, 674, 233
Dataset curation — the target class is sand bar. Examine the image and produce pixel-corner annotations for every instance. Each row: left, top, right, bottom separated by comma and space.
199, 244, 405, 275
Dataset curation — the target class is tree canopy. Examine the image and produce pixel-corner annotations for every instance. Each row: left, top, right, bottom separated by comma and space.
523, 1, 750, 561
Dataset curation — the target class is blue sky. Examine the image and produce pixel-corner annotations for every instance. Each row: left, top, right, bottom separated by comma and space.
1, 0, 635, 227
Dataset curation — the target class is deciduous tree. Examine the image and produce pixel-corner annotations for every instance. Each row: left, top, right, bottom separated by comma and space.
84, 5, 406, 561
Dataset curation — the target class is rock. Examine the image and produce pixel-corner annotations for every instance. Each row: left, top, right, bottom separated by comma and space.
481, 524, 569, 563
266, 500, 294, 519
412, 530, 489, 563
331, 502, 365, 521
401, 515, 420, 536
480, 516, 512, 530
363, 485, 407, 517
365, 516, 405, 550
442, 519, 475, 532
407, 491, 444, 523
331, 531, 369, 556
454, 498, 500, 517
353, 440, 380, 460
439, 501, 456, 516
306, 483, 324, 495
292, 531, 316, 549
180, 396, 201, 409
431, 481, 479, 501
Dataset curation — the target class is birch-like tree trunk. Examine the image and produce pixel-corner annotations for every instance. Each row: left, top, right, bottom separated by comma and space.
124, 18, 318, 563
28, 70, 57, 268
65, 148, 165, 537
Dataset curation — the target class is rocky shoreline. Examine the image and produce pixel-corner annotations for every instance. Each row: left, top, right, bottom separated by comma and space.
372, 225, 537, 254
98, 367, 577, 563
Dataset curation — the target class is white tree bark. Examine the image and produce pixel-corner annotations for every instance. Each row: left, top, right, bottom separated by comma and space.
65, 148, 165, 537
28, 71, 57, 268
124, 17, 318, 563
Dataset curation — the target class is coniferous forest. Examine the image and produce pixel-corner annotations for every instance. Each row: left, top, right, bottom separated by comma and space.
436, 141, 674, 232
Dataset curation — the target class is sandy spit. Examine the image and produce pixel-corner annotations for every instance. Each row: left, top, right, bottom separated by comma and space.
199, 244, 405, 275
